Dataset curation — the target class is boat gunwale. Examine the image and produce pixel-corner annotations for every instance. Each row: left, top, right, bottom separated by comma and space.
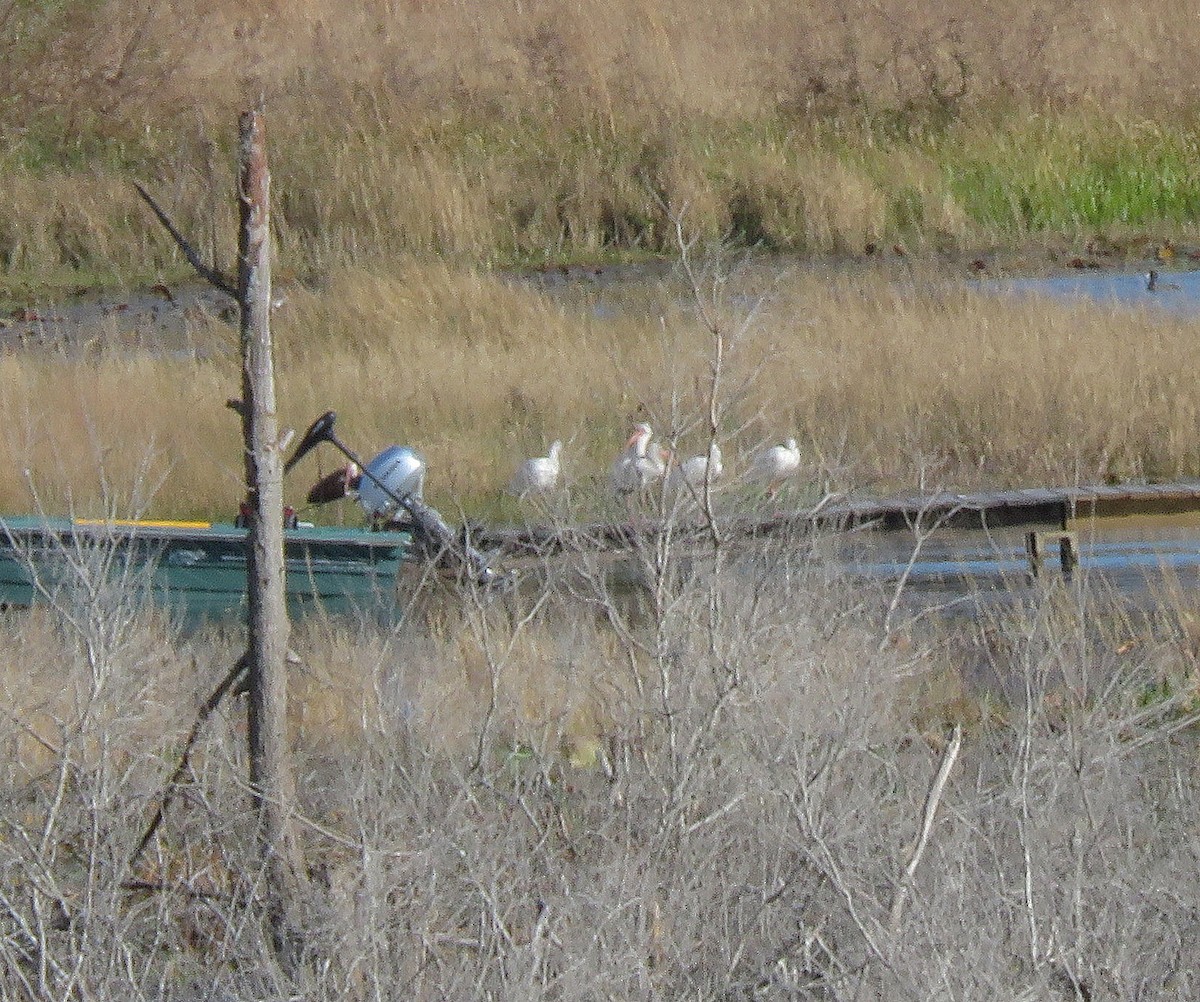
0, 514, 412, 553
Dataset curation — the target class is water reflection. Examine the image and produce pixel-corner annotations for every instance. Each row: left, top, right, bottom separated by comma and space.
834, 523, 1200, 616
981, 268, 1200, 315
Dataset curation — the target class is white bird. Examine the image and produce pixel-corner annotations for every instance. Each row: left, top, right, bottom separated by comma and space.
508, 440, 563, 499
668, 441, 723, 493
749, 438, 801, 498
610, 423, 667, 496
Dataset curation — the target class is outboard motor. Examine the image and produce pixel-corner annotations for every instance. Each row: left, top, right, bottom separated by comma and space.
357, 446, 426, 519
286, 410, 506, 590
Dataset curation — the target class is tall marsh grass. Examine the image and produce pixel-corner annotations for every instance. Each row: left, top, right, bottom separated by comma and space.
1, 259, 1196, 520
6, 0, 1200, 286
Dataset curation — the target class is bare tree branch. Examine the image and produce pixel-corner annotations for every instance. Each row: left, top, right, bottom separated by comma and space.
888, 723, 962, 938
133, 180, 237, 297
127, 652, 250, 870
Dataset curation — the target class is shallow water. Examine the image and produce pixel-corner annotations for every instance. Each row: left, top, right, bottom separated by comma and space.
796, 518, 1200, 636
14, 258, 1196, 358
979, 267, 1200, 316
3, 281, 245, 358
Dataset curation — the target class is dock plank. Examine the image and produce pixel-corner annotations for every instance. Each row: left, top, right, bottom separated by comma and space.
475, 481, 1200, 556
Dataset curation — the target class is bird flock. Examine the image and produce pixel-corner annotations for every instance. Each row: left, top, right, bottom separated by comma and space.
507, 423, 802, 502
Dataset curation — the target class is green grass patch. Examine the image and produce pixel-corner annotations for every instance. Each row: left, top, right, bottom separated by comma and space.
940, 118, 1200, 233
8, 107, 1200, 304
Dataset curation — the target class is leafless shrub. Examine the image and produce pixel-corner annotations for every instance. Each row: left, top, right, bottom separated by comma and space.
4, 230, 1200, 1001
0, 513, 1198, 999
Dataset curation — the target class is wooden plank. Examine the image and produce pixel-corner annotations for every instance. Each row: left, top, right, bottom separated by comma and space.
476, 481, 1200, 557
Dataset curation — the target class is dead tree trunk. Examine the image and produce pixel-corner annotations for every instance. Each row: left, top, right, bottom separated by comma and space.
236, 108, 307, 964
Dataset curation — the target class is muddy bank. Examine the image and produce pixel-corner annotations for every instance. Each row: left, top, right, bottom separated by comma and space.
3, 231, 1195, 357
0, 280, 239, 358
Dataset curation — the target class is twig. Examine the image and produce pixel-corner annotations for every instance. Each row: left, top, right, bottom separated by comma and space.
119, 879, 235, 903
132, 181, 237, 297
0, 705, 62, 760
887, 723, 962, 938
880, 499, 966, 648
127, 653, 249, 869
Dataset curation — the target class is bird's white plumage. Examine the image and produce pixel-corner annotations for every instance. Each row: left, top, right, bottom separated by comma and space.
509, 440, 563, 498
749, 438, 801, 496
668, 442, 723, 492
610, 423, 666, 496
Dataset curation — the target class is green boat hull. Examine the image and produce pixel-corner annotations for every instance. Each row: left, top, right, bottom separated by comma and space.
0, 516, 412, 625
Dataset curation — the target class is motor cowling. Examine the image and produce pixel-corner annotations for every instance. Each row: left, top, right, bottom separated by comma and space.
357, 446, 426, 519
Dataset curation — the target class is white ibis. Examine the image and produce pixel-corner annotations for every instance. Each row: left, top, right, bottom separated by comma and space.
668, 441, 723, 493
508, 440, 563, 499
749, 438, 801, 498
610, 423, 667, 496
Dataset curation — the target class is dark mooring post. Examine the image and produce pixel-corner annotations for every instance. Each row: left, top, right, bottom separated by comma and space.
237, 109, 306, 963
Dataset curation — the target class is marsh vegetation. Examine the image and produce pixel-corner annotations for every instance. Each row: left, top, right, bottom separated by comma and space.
6, 1, 1200, 518
4, 514, 1200, 999
6, 0, 1200, 290
4, 2, 1200, 997
3, 237, 1199, 998
3, 259, 1199, 521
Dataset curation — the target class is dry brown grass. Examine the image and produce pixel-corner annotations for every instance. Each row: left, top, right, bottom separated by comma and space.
0, 257, 1195, 520
6, 0, 1200, 282
0, 351, 240, 518
2, 519, 1200, 998
9, 0, 1198, 133
753, 266, 1200, 489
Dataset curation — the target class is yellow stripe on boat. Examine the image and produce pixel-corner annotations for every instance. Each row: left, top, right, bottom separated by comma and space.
73, 519, 213, 529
